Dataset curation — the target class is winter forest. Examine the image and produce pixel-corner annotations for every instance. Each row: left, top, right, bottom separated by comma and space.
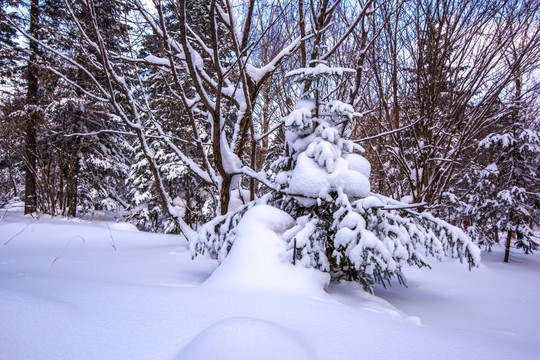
0, 0, 540, 358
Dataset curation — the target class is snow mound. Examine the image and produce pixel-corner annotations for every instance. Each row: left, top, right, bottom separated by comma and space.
1, 200, 25, 212
108, 222, 139, 232
287, 153, 370, 203
175, 317, 319, 360
343, 153, 371, 178
203, 205, 330, 296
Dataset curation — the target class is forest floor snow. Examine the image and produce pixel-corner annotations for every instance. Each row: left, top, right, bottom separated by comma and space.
1, 205, 539, 360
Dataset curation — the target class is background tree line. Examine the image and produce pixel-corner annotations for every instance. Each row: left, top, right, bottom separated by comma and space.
0, 0, 538, 259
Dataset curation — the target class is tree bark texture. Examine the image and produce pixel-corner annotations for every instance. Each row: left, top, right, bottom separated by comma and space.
24, 0, 40, 214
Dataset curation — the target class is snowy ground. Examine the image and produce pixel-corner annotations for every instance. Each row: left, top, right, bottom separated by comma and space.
1, 205, 539, 360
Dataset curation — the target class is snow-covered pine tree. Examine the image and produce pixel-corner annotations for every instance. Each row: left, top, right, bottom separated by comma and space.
76, 112, 133, 214
39, 97, 132, 216
195, 60, 480, 293
467, 120, 540, 262
272, 62, 481, 291
0, 96, 25, 206
125, 137, 180, 233
125, 133, 215, 233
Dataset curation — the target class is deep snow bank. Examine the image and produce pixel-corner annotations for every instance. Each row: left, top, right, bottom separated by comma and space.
1, 210, 539, 360
202, 205, 330, 297
176, 317, 319, 360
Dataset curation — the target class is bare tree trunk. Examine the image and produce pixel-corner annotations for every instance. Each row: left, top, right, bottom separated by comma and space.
504, 230, 513, 263
250, 136, 256, 202
66, 153, 79, 217
66, 135, 80, 217
24, 0, 40, 215
219, 176, 231, 216
8, 165, 19, 198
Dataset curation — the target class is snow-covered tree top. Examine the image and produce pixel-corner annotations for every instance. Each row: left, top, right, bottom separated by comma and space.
479, 127, 540, 150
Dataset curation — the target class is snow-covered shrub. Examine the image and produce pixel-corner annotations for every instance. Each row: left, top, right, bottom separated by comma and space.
193, 63, 480, 293
465, 121, 539, 258
274, 193, 479, 291
274, 64, 478, 291
194, 195, 271, 260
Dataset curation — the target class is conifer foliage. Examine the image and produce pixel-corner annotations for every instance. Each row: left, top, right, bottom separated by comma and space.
196, 61, 481, 293
467, 120, 540, 261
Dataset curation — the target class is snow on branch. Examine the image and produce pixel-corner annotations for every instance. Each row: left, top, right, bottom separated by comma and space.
354, 118, 422, 143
